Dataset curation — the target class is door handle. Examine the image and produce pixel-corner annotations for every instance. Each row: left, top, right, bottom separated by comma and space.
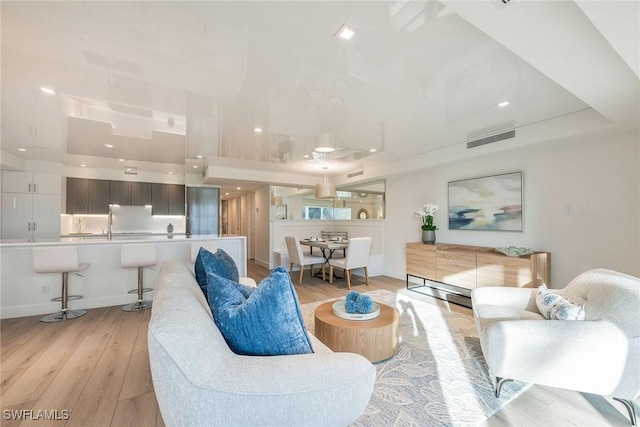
33, 184, 37, 192
28, 222, 31, 231
33, 222, 36, 231
28, 183, 32, 192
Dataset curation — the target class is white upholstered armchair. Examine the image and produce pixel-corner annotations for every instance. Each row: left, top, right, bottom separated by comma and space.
472, 269, 640, 425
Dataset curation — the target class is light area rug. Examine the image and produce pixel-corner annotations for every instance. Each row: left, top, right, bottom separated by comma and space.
300, 289, 529, 427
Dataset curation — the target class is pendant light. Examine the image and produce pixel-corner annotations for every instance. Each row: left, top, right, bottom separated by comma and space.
314, 166, 336, 199
315, 133, 335, 153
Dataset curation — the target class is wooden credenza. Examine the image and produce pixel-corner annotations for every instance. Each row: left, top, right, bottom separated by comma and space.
406, 242, 550, 305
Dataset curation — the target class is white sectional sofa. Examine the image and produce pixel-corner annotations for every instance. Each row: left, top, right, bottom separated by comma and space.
148, 260, 376, 427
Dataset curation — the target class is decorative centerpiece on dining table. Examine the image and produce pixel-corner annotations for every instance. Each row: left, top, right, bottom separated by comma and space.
414, 203, 439, 244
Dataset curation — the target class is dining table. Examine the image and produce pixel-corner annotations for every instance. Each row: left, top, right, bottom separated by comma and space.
299, 239, 348, 263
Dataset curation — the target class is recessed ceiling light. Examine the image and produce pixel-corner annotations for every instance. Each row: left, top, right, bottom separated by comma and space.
40, 86, 56, 95
302, 154, 310, 158
305, 104, 319, 112
193, 165, 198, 169
104, 143, 114, 148
236, 187, 241, 190
196, 155, 204, 159
254, 127, 263, 133
369, 148, 377, 153
80, 164, 86, 167
168, 171, 173, 174
497, 101, 510, 107
333, 79, 350, 90
309, 90, 323, 99
335, 24, 357, 40
225, 192, 229, 196
18, 148, 27, 152
328, 96, 343, 105
118, 158, 125, 162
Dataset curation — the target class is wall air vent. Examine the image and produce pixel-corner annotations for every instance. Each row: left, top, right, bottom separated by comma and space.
347, 170, 364, 178
124, 171, 138, 176
467, 129, 515, 149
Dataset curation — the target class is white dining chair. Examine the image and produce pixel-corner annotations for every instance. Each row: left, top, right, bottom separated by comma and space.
329, 237, 371, 289
285, 236, 326, 285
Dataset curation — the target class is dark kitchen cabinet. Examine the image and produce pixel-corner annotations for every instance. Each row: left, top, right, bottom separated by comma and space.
151, 183, 168, 215
132, 182, 152, 206
109, 180, 132, 205
66, 178, 109, 214
168, 184, 185, 215
66, 177, 88, 214
151, 183, 185, 215
109, 180, 151, 206
88, 179, 110, 214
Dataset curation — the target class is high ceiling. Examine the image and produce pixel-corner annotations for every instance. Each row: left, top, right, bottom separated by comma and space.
1, 1, 638, 192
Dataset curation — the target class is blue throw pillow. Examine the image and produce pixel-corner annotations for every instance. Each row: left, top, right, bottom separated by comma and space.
207, 272, 255, 300
207, 267, 314, 356
194, 247, 239, 298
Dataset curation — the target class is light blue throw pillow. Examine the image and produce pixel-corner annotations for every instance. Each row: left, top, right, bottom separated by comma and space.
194, 247, 240, 299
207, 267, 314, 356
536, 285, 585, 320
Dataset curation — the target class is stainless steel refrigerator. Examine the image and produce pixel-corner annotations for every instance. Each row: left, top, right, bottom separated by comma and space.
186, 187, 220, 236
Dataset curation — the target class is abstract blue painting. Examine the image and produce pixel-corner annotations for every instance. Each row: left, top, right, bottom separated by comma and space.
448, 172, 523, 231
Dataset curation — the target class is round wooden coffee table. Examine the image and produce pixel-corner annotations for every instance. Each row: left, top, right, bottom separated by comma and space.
314, 300, 399, 362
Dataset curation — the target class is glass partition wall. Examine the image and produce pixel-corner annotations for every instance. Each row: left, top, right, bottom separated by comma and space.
270, 180, 385, 220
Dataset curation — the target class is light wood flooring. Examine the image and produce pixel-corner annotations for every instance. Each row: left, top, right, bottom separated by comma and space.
1, 261, 636, 426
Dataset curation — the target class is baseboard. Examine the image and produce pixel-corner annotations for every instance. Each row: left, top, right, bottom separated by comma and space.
0, 294, 145, 320
254, 258, 270, 270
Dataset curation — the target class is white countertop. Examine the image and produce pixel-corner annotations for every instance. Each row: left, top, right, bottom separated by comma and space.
0, 234, 243, 247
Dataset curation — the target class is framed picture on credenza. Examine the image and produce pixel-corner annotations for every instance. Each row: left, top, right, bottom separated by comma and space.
448, 171, 523, 231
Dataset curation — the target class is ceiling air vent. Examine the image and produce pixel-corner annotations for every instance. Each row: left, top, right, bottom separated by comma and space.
124, 165, 138, 175
490, 0, 512, 9
467, 129, 515, 149
347, 170, 364, 178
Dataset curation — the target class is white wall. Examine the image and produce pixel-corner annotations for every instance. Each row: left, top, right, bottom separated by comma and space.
254, 185, 271, 268
384, 129, 640, 288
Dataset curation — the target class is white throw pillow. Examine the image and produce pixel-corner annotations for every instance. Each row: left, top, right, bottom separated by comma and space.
536, 285, 585, 320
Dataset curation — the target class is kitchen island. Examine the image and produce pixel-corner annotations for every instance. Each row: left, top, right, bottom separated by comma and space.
0, 235, 247, 319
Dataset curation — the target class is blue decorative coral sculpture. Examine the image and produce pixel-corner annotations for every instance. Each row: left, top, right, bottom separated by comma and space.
344, 291, 374, 314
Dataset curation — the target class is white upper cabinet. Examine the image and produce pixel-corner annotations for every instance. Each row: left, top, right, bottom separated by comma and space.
1, 83, 63, 151
2, 171, 61, 195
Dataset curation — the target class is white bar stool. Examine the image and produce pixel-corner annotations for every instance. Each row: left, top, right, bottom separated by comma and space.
121, 244, 156, 312
33, 246, 89, 322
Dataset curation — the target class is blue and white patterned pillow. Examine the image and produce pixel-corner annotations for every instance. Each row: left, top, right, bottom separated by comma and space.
536, 285, 585, 320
